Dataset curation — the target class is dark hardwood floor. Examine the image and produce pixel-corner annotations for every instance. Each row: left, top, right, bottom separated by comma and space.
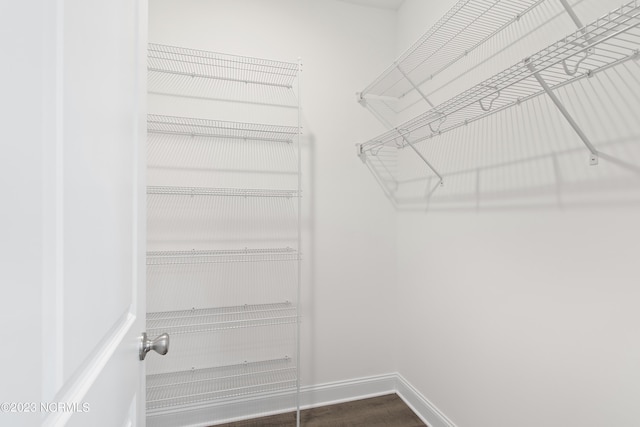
214, 394, 426, 427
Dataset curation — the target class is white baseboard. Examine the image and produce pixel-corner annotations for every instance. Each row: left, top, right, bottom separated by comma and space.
395, 374, 457, 427
147, 373, 453, 427
299, 373, 397, 409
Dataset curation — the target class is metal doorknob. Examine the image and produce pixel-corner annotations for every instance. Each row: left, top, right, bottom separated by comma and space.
139, 332, 170, 360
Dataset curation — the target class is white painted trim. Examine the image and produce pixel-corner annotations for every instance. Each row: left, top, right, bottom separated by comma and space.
300, 373, 396, 409
146, 373, 456, 427
133, 1, 149, 426
147, 373, 396, 427
395, 374, 458, 427
43, 312, 136, 427
54, 0, 66, 395
41, 0, 64, 403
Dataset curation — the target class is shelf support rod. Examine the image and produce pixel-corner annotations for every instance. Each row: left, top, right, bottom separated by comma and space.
558, 0, 585, 30
357, 94, 395, 129
396, 129, 444, 184
526, 60, 598, 165
395, 62, 436, 108
558, 0, 593, 44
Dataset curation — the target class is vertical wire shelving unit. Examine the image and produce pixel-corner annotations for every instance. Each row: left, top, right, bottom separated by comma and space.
145, 44, 302, 426
356, 0, 640, 207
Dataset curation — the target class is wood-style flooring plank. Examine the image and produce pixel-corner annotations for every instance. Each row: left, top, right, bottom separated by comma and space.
213, 394, 426, 427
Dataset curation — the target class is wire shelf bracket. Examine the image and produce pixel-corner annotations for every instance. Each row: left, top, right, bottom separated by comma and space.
544, 0, 598, 164
559, 0, 587, 36
396, 128, 444, 185
525, 59, 599, 165
394, 62, 435, 109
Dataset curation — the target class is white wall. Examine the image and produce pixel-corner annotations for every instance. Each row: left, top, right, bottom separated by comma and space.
148, 0, 398, 391
148, 2, 640, 425
394, 1, 640, 426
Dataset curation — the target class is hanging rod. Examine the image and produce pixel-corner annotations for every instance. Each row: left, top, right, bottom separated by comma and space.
359, 1, 640, 155
147, 115, 297, 143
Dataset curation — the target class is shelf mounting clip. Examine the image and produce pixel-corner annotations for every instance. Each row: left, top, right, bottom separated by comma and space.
478, 85, 501, 112
428, 112, 447, 134
356, 143, 367, 163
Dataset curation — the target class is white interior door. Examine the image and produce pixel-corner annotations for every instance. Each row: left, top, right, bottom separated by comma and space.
45, 0, 150, 426
0, 1, 148, 426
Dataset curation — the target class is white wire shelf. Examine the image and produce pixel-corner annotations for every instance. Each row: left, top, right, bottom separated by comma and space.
148, 43, 298, 89
360, 0, 545, 100
147, 114, 298, 143
147, 186, 299, 198
360, 1, 640, 155
146, 247, 300, 265
146, 357, 296, 411
147, 302, 297, 336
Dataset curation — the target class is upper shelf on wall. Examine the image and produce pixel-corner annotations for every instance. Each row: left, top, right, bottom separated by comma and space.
148, 43, 299, 88
359, 0, 545, 103
358, 1, 640, 159
147, 44, 300, 107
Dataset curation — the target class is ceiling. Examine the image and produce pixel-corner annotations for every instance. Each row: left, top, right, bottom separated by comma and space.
337, 0, 405, 11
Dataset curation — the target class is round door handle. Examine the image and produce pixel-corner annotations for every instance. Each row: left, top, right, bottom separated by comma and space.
139, 332, 170, 360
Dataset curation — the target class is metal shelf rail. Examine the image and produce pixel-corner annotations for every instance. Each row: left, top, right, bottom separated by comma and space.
148, 114, 298, 143
147, 248, 300, 265
147, 186, 299, 198
147, 358, 297, 411
358, 1, 640, 183
358, 0, 545, 111
148, 43, 298, 88
147, 44, 300, 107
147, 302, 297, 336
